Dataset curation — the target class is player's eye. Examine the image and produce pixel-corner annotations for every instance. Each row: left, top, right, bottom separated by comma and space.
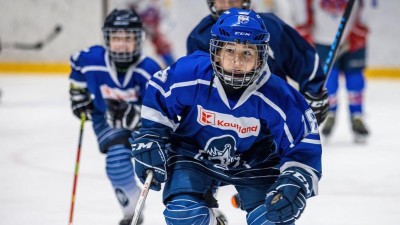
225, 48, 235, 53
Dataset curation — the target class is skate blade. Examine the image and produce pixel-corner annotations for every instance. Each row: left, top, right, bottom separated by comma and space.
354, 134, 368, 144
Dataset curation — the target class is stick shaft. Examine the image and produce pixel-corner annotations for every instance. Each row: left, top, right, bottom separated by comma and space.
1, 25, 62, 50
323, 0, 356, 81
68, 113, 86, 225
131, 170, 154, 225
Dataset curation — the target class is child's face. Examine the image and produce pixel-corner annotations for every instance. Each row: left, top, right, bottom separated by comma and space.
109, 30, 136, 53
214, 0, 244, 11
216, 42, 258, 74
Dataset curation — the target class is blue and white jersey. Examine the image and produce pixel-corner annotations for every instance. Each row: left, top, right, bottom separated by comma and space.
69, 45, 162, 151
69, 45, 161, 114
141, 51, 322, 188
187, 13, 325, 95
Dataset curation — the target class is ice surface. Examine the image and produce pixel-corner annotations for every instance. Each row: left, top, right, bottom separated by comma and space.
0, 75, 400, 225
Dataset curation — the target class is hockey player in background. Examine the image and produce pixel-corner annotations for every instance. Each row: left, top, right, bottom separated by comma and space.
187, 0, 329, 125
127, 0, 176, 67
68, 9, 162, 225
290, 0, 371, 142
130, 9, 322, 225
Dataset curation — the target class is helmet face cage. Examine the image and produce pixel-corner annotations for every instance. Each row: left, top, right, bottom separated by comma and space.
210, 39, 268, 88
207, 0, 251, 19
103, 27, 144, 63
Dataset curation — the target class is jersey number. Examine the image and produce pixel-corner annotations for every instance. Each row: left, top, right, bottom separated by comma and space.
153, 66, 170, 83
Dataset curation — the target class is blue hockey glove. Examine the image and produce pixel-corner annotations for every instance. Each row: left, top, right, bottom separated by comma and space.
69, 87, 93, 120
105, 99, 140, 130
304, 90, 329, 125
265, 167, 314, 225
130, 131, 168, 191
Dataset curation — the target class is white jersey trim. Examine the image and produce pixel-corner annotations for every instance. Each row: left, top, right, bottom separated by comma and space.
141, 105, 179, 131
148, 79, 212, 98
308, 52, 319, 82
133, 67, 152, 81
253, 91, 286, 120
81, 65, 108, 74
70, 61, 81, 71
283, 123, 295, 148
301, 138, 321, 145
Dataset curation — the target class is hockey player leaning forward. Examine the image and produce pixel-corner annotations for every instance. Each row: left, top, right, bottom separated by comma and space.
130, 9, 322, 225
188, 0, 329, 125
69, 9, 162, 225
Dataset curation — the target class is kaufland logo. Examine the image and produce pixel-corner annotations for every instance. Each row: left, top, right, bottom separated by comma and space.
200, 109, 216, 125
197, 105, 260, 138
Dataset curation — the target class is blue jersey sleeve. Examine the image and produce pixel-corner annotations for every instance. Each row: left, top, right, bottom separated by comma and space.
135, 57, 163, 102
259, 76, 322, 195
265, 77, 322, 176
69, 47, 91, 88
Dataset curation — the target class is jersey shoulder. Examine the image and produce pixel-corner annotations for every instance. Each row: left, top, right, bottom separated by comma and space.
171, 51, 212, 82
262, 74, 308, 107
258, 13, 285, 31
136, 56, 163, 73
70, 45, 106, 67
189, 15, 215, 36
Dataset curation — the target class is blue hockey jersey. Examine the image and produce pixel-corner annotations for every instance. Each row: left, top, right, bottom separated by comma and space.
140, 51, 322, 190
69, 45, 162, 151
187, 13, 325, 95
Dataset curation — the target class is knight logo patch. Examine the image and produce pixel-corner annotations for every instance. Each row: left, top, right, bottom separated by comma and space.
195, 135, 241, 170
197, 105, 260, 138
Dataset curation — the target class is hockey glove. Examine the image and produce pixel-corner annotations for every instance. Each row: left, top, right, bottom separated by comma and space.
69, 87, 93, 120
105, 99, 140, 130
265, 167, 314, 225
130, 131, 168, 191
304, 90, 329, 125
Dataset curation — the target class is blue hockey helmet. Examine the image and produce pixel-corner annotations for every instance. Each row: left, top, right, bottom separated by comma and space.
102, 9, 144, 66
210, 8, 270, 89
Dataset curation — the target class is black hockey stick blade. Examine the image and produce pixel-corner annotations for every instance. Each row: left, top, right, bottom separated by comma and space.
323, 0, 356, 80
1, 24, 62, 50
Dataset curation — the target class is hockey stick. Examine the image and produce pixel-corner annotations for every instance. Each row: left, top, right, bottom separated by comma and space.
130, 170, 154, 225
0, 24, 62, 51
323, 0, 356, 82
68, 113, 86, 225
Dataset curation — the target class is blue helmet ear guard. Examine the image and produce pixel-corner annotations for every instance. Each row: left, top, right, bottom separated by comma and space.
211, 8, 270, 44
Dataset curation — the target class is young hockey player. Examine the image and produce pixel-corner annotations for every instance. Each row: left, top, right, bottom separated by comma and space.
290, 0, 371, 142
68, 9, 162, 225
130, 8, 322, 225
187, 0, 329, 125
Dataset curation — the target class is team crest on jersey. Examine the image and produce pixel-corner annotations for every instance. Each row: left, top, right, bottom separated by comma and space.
195, 135, 241, 170
100, 84, 139, 102
197, 105, 260, 138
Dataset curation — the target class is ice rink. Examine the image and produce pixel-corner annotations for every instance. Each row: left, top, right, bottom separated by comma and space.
1, 74, 400, 225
